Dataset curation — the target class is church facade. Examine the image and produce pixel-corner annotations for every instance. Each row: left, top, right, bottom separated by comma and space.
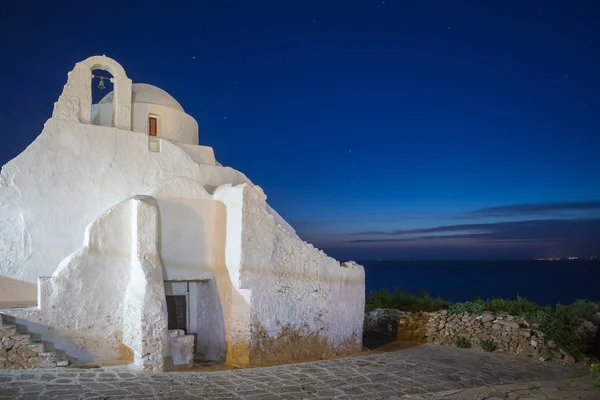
0, 56, 365, 370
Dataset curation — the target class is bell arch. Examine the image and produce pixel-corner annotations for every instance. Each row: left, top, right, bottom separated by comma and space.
52, 55, 132, 130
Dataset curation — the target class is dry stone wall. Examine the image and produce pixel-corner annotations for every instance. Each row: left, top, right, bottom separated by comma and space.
424, 310, 576, 363
364, 308, 592, 363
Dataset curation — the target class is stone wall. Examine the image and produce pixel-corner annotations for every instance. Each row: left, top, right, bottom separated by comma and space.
424, 310, 577, 363
364, 308, 597, 363
1, 317, 67, 369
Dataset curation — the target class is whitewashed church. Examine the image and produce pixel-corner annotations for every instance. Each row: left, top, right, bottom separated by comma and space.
0, 56, 365, 370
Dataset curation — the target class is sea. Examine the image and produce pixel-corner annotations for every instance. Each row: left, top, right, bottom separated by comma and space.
360, 260, 600, 306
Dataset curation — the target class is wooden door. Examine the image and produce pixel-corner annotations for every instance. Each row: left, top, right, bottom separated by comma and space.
166, 295, 187, 333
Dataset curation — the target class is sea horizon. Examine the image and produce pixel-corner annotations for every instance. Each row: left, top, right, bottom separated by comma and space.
360, 259, 600, 307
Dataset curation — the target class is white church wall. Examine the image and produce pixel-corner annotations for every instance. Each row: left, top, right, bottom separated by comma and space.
168, 141, 217, 165
150, 177, 234, 362
52, 56, 132, 130
266, 205, 299, 239
242, 184, 364, 362
1, 196, 169, 370
93, 102, 199, 146
131, 102, 198, 145
213, 183, 364, 365
0, 118, 251, 307
156, 198, 215, 281
92, 103, 113, 127
195, 279, 227, 361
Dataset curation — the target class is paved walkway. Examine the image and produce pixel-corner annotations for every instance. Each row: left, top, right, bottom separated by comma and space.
1, 344, 598, 399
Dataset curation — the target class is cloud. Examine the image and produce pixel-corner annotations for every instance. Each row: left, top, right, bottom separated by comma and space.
340, 218, 600, 244
463, 200, 600, 218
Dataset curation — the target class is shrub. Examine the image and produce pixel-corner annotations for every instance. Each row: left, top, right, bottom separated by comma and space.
590, 364, 600, 387
569, 299, 599, 320
450, 301, 484, 316
365, 289, 393, 312
480, 339, 497, 352
456, 337, 471, 348
365, 288, 451, 313
531, 305, 584, 356
485, 296, 540, 317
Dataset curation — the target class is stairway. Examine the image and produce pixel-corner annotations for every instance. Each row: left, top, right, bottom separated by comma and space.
0, 314, 69, 369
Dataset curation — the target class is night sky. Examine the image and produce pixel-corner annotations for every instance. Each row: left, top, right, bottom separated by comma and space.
1, 1, 599, 260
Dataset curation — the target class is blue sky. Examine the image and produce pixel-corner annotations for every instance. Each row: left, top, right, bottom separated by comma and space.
1, 0, 599, 259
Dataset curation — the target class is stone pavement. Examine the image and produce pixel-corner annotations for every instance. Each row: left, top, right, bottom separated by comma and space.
1, 344, 598, 399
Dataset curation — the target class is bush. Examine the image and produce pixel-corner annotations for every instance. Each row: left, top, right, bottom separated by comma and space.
365, 289, 393, 312
485, 296, 540, 316
480, 339, 497, 352
450, 301, 485, 316
590, 364, 600, 387
569, 299, 599, 320
532, 305, 585, 356
456, 337, 471, 348
365, 288, 451, 313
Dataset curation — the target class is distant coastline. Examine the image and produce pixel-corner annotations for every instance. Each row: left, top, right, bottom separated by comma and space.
361, 259, 600, 306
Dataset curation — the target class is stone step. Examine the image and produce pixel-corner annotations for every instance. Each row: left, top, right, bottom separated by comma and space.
12, 333, 32, 348
0, 324, 17, 335
54, 349, 70, 367
1, 313, 70, 368
26, 342, 46, 353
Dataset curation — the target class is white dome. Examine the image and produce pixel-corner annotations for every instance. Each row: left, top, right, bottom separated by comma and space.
99, 83, 184, 112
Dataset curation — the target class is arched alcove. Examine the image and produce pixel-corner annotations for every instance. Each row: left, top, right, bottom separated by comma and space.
52, 56, 132, 130
91, 69, 114, 127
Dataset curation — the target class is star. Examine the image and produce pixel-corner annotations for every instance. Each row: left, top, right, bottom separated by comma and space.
192, 56, 196, 59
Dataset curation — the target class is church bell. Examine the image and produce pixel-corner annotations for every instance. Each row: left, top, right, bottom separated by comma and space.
98, 77, 106, 90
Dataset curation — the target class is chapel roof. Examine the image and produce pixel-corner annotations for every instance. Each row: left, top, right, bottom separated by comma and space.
99, 83, 184, 112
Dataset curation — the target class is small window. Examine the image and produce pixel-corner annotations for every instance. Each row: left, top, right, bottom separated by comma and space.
148, 116, 158, 136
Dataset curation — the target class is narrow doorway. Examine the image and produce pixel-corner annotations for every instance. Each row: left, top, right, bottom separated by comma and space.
166, 295, 187, 333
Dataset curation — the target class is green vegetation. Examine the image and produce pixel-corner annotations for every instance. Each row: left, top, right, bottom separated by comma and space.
455, 337, 471, 348
365, 288, 599, 356
590, 364, 600, 387
364, 288, 451, 313
450, 301, 484, 315
480, 339, 497, 352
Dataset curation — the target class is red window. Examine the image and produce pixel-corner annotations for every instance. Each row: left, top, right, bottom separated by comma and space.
148, 117, 157, 136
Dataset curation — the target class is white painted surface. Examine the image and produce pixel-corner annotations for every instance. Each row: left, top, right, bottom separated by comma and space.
2, 196, 168, 370
168, 141, 216, 165
52, 56, 132, 130
231, 184, 365, 347
152, 177, 225, 282
93, 84, 199, 145
0, 118, 250, 306
166, 330, 194, 366
100, 83, 184, 111
131, 102, 198, 145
